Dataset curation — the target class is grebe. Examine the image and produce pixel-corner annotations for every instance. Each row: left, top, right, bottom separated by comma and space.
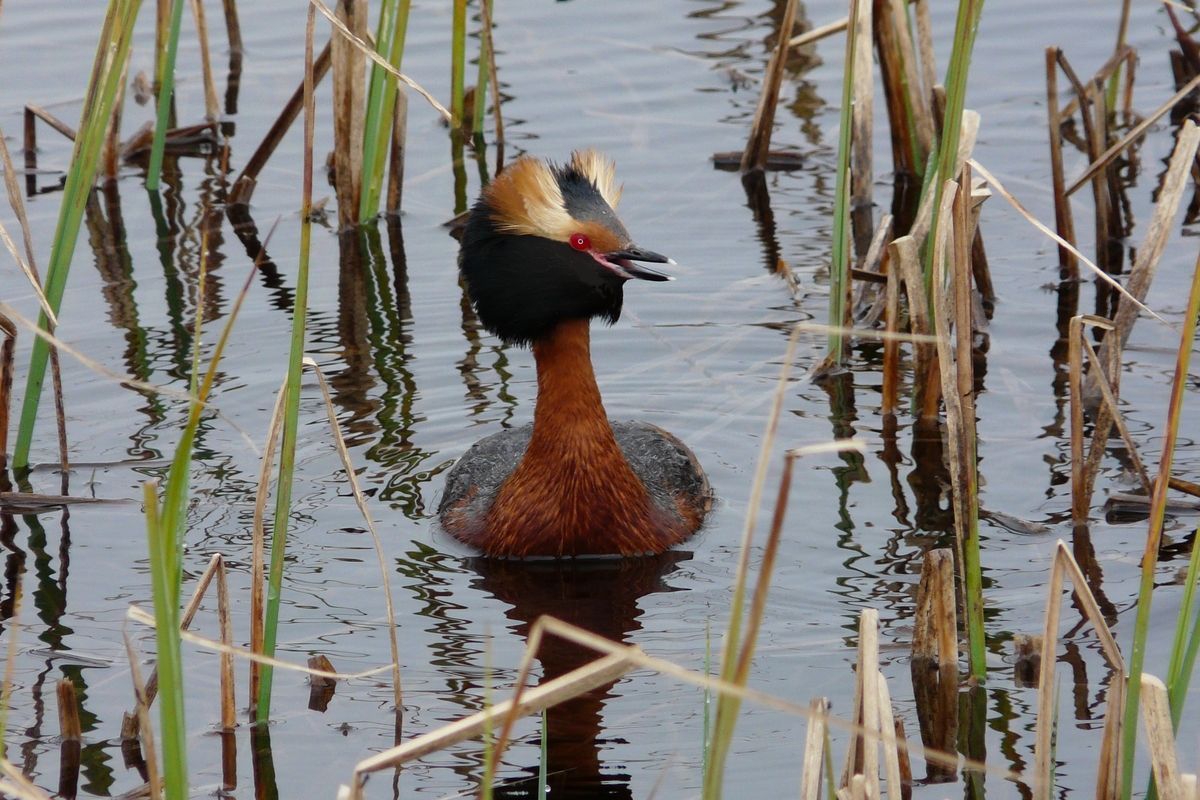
438, 150, 712, 557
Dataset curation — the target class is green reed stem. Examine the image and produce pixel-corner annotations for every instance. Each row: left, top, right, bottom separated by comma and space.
924, 0, 984, 295
473, 0, 492, 136
13, 0, 142, 470
1120, 247, 1200, 800
1166, 530, 1200, 727
147, 0, 185, 191
360, 0, 411, 221
144, 480, 188, 800
258, 7, 316, 722
827, 0, 860, 366
451, 0, 467, 130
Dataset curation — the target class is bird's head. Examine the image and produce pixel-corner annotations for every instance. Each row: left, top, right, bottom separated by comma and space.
459, 150, 673, 346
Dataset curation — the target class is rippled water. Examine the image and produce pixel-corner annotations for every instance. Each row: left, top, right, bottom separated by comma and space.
1, 0, 1199, 797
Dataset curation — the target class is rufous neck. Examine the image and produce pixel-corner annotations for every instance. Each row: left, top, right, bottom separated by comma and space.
530, 318, 608, 432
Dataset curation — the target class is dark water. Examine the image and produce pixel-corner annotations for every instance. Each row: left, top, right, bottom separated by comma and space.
1, 0, 1199, 797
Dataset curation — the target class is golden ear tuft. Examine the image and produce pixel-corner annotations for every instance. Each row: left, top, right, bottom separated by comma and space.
570, 149, 623, 209
484, 156, 573, 240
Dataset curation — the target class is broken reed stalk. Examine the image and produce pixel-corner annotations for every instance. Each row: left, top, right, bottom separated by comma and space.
360, 0, 411, 220
331, 0, 366, 229
306, 356, 403, 717
1140, 675, 1187, 800
147, 0, 187, 191
257, 5, 317, 722
799, 697, 830, 800
215, 555, 236, 731
56, 679, 81, 799
850, 0, 873, 212
742, 0, 800, 172
841, 609, 881, 799
1031, 541, 1126, 800
1118, 243, 1200, 800
122, 627, 163, 800
929, 175, 985, 679
881, 261, 900, 413
952, 164, 985, 682
828, 0, 860, 364
0, 312, 13, 463
481, 0, 503, 172
1045, 48, 1078, 279
13, 0, 139, 471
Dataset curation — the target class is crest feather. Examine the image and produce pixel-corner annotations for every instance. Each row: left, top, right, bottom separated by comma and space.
570, 149, 623, 209
485, 156, 574, 239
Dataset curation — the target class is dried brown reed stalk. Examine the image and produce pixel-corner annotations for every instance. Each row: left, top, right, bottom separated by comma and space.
850, 0, 873, 211
1140, 674, 1189, 800
968, 159, 1172, 329
740, 0, 800, 171
189, 0, 220, 122
0, 309, 15, 462
56, 679, 81, 741
1056, 52, 1116, 274
1077, 121, 1200, 515
56, 679, 82, 798
304, 356, 403, 719
799, 697, 830, 800
906, 110, 978, 248
1069, 315, 1113, 525
890, 235, 930, 406
881, 262, 900, 413
1045, 48, 1079, 278
249, 374, 288, 710
1059, 45, 1133, 118
215, 555, 236, 730
227, 40, 332, 205
122, 628, 162, 800
0, 758, 55, 800
120, 552, 225, 736
789, 17, 848, 49
910, 549, 957, 778
1031, 541, 1125, 800
840, 610, 881, 798
386, 85, 408, 213
343, 613, 1017, 799
1, 129, 69, 480
1066, 74, 1200, 197
331, 0, 367, 229
127, 605, 392, 680
913, 0, 935, 112
852, 215, 893, 314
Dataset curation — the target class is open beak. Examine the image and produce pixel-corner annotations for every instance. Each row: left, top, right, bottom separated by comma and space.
604, 246, 675, 282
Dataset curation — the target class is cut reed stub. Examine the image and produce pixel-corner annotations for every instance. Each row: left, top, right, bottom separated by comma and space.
308, 655, 338, 712
1011, 633, 1042, 688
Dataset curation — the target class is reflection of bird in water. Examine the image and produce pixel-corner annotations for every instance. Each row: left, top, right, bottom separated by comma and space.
439, 151, 713, 557
468, 553, 691, 798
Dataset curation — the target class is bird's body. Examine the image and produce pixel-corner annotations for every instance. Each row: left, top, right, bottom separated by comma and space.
439, 151, 711, 558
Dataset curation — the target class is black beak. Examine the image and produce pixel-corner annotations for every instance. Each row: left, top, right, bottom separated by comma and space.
605, 246, 675, 281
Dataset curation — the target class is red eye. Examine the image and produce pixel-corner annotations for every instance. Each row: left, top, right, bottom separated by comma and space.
569, 233, 591, 251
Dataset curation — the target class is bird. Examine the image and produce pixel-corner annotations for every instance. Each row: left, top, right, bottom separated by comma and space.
439, 150, 712, 558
